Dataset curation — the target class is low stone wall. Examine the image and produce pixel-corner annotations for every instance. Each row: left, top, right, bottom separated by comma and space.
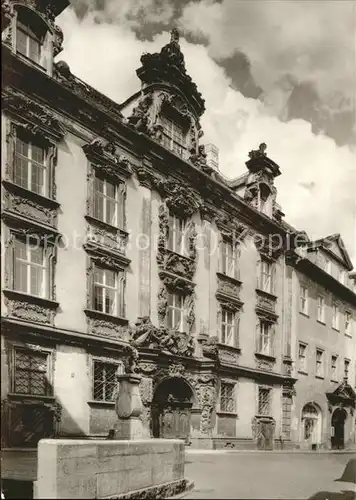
34, 439, 187, 499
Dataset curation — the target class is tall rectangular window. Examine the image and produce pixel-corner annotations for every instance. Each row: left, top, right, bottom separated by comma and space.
160, 116, 186, 156
257, 320, 274, 356
298, 343, 307, 372
282, 395, 292, 439
344, 359, 350, 382
14, 238, 46, 297
317, 295, 325, 323
220, 382, 236, 413
258, 387, 271, 416
345, 311, 352, 336
14, 133, 47, 195
168, 214, 186, 255
332, 303, 340, 330
315, 349, 324, 377
16, 14, 43, 65
331, 355, 338, 381
258, 259, 274, 294
219, 239, 239, 279
93, 361, 123, 402
166, 292, 186, 332
299, 286, 308, 315
93, 266, 124, 316
13, 348, 51, 396
93, 175, 124, 228
220, 308, 238, 347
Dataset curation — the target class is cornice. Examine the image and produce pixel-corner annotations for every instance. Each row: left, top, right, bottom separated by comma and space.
1, 209, 61, 239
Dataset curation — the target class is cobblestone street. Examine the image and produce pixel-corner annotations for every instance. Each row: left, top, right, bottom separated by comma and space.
185, 451, 356, 499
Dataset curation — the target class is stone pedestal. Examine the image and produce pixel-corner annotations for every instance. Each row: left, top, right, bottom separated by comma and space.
114, 374, 145, 440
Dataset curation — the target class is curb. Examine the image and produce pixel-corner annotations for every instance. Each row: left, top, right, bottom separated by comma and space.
185, 449, 356, 455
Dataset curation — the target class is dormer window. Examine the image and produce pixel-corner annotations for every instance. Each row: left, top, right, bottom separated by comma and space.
160, 115, 186, 157
15, 8, 47, 67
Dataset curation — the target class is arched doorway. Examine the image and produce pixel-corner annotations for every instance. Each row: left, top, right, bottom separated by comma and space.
301, 403, 322, 450
152, 377, 194, 442
331, 408, 347, 450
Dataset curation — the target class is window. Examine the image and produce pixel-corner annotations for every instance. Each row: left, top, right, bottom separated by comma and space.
317, 295, 325, 323
168, 214, 186, 255
14, 132, 47, 195
256, 320, 274, 356
344, 359, 350, 382
160, 115, 186, 156
13, 348, 51, 396
220, 382, 236, 413
258, 387, 271, 416
332, 303, 340, 330
345, 311, 352, 336
331, 355, 338, 381
324, 258, 332, 274
219, 239, 240, 279
298, 343, 307, 373
258, 258, 275, 294
93, 361, 123, 402
166, 292, 186, 332
14, 238, 46, 297
220, 308, 239, 347
93, 175, 124, 228
299, 285, 309, 315
339, 269, 346, 284
16, 9, 45, 65
93, 266, 124, 316
315, 349, 324, 378
282, 395, 292, 439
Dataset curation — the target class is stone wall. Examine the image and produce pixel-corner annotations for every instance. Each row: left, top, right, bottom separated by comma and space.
34, 438, 185, 499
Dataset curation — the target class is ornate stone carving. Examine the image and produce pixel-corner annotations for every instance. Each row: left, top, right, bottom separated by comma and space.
255, 356, 275, 372
138, 362, 157, 376
248, 142, 267, 160
135, 167, 162, 190
256, 290, 276, 313
127, 92, 154, 134
4, 292, 58, 325
3, 186, 58, 227
85, 310, 128, 340
199, 335, 219, 360
168, 363, 186, 378
157, 180, 202, 219
83, 138, 132, 181
215, 215, 248, 242
139, 377, 153, 404
218, 346, 240, 365
2, 87, 65, 142
216, 273, 241, 300
122, 344, 140, 374
130, 316, 195, 357
83, 241, 130, 272
52, 24, 64, 57
251, 415, 276, 441
194, 374, 217, 434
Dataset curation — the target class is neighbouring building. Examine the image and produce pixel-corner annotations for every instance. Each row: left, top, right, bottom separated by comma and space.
1, 0, 355, 485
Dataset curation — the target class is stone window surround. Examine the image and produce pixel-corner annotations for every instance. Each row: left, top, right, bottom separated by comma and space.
315, 347, 325, 379
256, 254, 277, 296
88, 355, 124, 407
218, 235, 241, 281
256, 384, 273, 417
330, 354, 339, 383
298, 341, 308, 375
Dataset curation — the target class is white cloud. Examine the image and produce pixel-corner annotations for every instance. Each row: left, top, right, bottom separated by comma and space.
57, 6, 356, 265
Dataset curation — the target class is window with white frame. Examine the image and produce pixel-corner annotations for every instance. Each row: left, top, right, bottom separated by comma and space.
258, 258, 275, 294
256, 320, 274, 356
16, 8, 46, 66
160, 115, 186, 157
220, 382, 236, 413
331, 355, 338, 381
299, 285, 309, 315
93, 175, 124, 228
13, 237, 47, 298
317, 295, 325, 323
168, 214, 186, 255
298, 343, 307, 372
166, 292, 186, 332
220, 307, 239, 347
339, 269, 346, 284
14, 131, 47, 196
13, 347, 51, 396
332, 303, 340, 330
315, 349, 324, 377
93, 360, 123, 402
219, 239, 240, 279
345, 311, 352, 336
344, 359, 350, 382
93, 265, 124, 316
324, 258, 332, 274
258, 387, 271, 416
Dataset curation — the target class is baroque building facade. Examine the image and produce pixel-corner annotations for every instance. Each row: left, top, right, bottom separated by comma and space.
1, 0, 355, 482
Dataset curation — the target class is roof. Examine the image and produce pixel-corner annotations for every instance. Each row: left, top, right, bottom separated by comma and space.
307, 233, 353, 271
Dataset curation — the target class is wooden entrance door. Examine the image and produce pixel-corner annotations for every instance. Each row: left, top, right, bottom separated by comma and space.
160, 403, 191, 442
257, 420, 274, 450
331, 409, 346, 450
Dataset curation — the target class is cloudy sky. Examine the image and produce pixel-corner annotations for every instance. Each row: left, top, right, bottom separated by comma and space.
56, 0, 356, 264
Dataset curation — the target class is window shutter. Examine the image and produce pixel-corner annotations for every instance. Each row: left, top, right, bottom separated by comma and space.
117, 183, 126, 230
256, 257, 261, 290
272, 264, 277, 295
235, 315, 240, 349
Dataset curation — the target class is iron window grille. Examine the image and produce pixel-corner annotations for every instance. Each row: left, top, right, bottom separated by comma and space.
13, 348, 51, 396
220, 382, 236, 413
258, 387, 271, 416
93, 361, 123, 402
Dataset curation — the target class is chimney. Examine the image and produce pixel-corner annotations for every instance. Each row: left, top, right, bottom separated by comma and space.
205, 143, 219, 171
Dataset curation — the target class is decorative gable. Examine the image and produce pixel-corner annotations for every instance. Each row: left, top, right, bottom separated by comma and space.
326, 380, 356, 407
